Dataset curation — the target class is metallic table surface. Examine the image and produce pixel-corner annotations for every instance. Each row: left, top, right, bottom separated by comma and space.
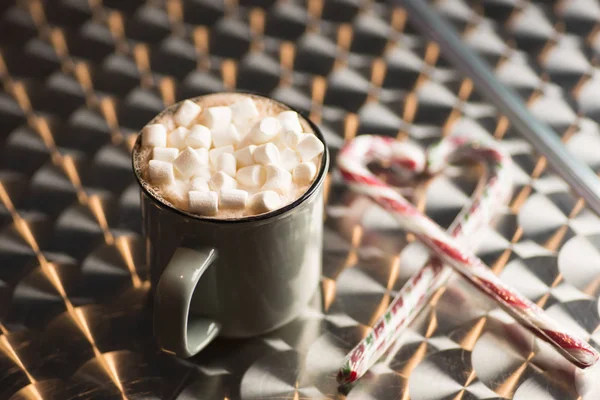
1, 0, 600, 399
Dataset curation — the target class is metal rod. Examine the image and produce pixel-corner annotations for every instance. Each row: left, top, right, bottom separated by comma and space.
395, 0, 600, 215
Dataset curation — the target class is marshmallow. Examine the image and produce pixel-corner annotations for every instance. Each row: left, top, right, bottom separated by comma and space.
191, 176, 210, 192
283, 131, 305, 149
194, 148, 209, 168
262, 164, 292, 194
204, 106, 232, 131
142, 124, 167, 147
189, 190, 218, 216
248, 191, 282, 214
161, 180, 190, 209
162, 117, 176, 132
186, 124, 212, 149
212, 124, 241, 148
236, 165, 266, 187
148, 160, 175, 185
209, 145, 234, 167
296, 135, 324, 162
230, 98, 260, 130
253, 143, 280, 165
277, 111, 302, 134
209, 171, 237, 191
293, 162, 317, 185
174, 99, 202, 127
265, 164, 292, 181
173, 147, 207, 179
168, 127, 190, 149
219, 189, 248, 209
193, 170, 212, 183
153, 147, 179, 163
234, 145, 256, 168
272, 134, 288, 150
248, 117, 280, 145
280, 148, 300, 171
216, 153, 236, 177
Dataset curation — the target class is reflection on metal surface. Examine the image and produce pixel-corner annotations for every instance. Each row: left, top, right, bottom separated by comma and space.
409, 349, 497, 399
0, 0, 598, 398
114, 236, 143, 289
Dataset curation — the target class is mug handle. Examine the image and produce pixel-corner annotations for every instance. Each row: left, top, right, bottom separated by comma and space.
154, 247, 221, 358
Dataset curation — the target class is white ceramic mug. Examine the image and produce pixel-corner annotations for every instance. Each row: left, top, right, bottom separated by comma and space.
132, 94, 329, 357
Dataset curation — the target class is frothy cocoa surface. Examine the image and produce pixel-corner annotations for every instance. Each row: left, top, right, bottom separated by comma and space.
133, 93, 322, 219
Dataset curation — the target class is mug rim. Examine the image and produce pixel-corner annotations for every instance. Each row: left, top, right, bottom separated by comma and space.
132, 92, 330, 225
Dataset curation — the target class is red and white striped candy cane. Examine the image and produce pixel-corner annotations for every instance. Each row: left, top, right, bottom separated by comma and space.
337, 135, 599, 385
337, 134, 512, 385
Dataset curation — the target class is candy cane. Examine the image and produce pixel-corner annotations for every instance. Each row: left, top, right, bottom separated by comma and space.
337, 135, 598, 385
337, 134, 512, 384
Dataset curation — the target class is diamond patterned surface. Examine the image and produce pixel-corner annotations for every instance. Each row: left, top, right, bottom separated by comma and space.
0, 0, 600, 399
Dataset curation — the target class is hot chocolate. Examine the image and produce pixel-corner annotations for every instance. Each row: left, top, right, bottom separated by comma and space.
133, 93, 325, 219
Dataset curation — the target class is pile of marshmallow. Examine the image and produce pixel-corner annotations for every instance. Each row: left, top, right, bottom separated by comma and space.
141, 98, 324, 216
